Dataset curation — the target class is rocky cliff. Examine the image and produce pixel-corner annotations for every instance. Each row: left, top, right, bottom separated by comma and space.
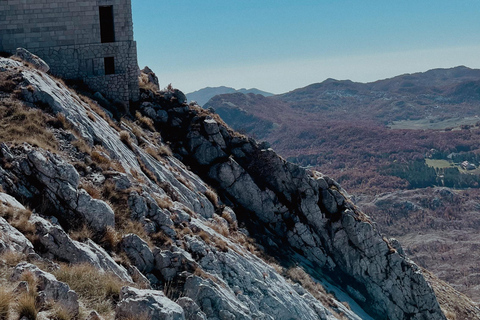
0, 54, 473, 319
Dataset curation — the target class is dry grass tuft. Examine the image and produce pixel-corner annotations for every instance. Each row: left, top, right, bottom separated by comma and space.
205, 188, 219, 207
138, 73, 159, 93
80, 183, 101, 199
16, 293, 38, 320
137, 157, 159, 184
144, 147, 162, 162
0, 206, 37, 243
69, 224, 94, 242
53, 263, 125, 316
86, 111, 96, 122
0, 70, 20, 92
119, 131, 134, 150
206, 218, 229, 238
135, 111, 154, 131
0, 288, 12, 320
157, 145, 173, 157
91, 151, 111, 166
155, 196, 173, 210
197, 230, 211, 244
0, 98, 58, 151
0, 251, 25, 268
285, 267, 337, 310
19, 271, 38, 297
50, 304, 74, 320
214, 238, 229, 252
121, 220, 152, 247
72, 138, 92, 155
101, 226, 121, 252
150, 230, 173, 247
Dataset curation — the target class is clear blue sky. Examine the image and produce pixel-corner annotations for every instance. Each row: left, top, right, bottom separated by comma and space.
132, 0, 480, 94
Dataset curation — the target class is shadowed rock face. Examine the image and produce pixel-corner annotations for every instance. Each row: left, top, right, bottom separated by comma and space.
138, 88, 446, 320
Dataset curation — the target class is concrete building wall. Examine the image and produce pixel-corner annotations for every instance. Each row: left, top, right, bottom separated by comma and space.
0, 0, 139, 102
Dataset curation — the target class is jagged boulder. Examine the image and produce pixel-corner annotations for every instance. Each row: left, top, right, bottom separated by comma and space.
11, 262, 78, 315
120, 234, 154, 274
31, 215, 132, 282
24, 148, 114, 232
183, 276, 251, 320
0, 193, 34, 254
153, 246, 196, 281
176, 297, 207, 320
15, 48, 50, 73
115, 286, 185, 320
0, 143, 114, 233
0, 216, 34, 254
140, 66, 160, 90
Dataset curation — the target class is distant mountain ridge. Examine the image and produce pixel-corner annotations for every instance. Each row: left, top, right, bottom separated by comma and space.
186, 86, 273, 106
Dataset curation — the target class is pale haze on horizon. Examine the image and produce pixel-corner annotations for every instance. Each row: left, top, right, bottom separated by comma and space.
132, 1, 480, 94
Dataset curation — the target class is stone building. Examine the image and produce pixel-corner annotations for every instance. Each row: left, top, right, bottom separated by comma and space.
0, 0, 139, 103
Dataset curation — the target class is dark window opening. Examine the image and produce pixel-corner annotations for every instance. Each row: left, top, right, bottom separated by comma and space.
99, 6, 115, 43
104, 57, 115, 75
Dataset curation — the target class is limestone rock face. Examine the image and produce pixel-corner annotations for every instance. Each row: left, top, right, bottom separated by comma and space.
32, 215, 131, 282
0, 193, 34, 254
120, 234, 155, 274
139, 89, 447, 320
11, 262, 79, 315
115, 286, 185, 320
15, 48, 50, 73
175, 297, 207, 320
0, 144, 114, 233
153, 246, 196, 281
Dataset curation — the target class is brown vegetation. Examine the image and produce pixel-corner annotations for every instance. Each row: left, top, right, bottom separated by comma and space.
119, 131, 134, 150
53, 263, 126, 316
0, 98, 58, 151
69, 224, 94, 242
135, 111, 154, 131
0, 206, 37, 243
16, 293, 38, 320
0, 288, 12, 320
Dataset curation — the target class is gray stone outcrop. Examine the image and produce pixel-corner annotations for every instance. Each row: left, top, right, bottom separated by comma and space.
11, 262, 79, 315
115, 286, 185, 320
0, 193, 34, 254
153, 246, 197, 281
138, 89, 447, 320
31, 215, 131, 282
120, 234, 154, 274
15, 48, 50, 73
8, 145, 114, 233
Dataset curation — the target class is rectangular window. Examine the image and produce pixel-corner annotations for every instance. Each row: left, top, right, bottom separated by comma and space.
99, 6, 115, 43
104, 57, 115, 75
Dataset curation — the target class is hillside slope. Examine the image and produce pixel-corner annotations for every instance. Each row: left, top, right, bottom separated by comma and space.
187, 86, 273, 106
0, 56, 477, 319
